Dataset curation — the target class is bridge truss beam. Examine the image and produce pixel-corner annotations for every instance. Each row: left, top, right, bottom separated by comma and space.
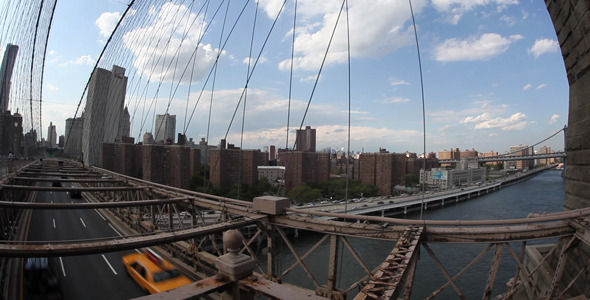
354, 226, 423, 300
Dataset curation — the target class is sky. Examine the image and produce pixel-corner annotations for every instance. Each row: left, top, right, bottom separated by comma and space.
38, 0, 568, 155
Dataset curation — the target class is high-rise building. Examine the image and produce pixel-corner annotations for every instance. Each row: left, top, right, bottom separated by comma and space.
47, 122, 57, 148
480, 150, 499, 165
210, 143, 268, 189
0, 110, 22, 156
23, 129, 38, 158
359, 151, 407, 196
82, 65, 128, 166
64, 115, 84, 158
155, 113, 176, 144
269, 145, 276, 161
117, 106, 130, 141
295, 126, 316, 152
143, 132, 154, 144
439, 148, 460, 160
0, 44, 18, 113
277, 151, 330, 191
460, 148, 478, 158
509, 144, 534, 170
538, 145, 555, 165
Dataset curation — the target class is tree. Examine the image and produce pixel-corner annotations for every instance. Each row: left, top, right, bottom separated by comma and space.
289, 183, 323, 203
405, 174, 420, 187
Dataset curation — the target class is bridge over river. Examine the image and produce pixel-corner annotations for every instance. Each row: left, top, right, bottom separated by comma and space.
0, 159, 588, 299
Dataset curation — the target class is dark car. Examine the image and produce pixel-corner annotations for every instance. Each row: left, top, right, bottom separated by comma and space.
23, 257, 61, 298
51, 181, 61, 187
68, 190, 82, 199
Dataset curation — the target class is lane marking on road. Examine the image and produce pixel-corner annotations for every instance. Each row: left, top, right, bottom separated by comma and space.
59, 257, 66, 277
79, 218, 86, 228
53, 218, 56, 229
95, 209, 106, 221
108, 223, 122, 237
102, 255, 118, 275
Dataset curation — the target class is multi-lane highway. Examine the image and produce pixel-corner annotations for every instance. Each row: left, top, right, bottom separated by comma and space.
21, 180, 146, 299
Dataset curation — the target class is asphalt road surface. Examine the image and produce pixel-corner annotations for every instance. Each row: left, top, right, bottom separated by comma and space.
21, 181, 146, 299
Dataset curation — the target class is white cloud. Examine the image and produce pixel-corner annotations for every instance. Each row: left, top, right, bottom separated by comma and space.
243, 56, 268, 65
536, 83, 547, 90
96, 11, 121, 38
389, 78, 410, 86
225, 124, 422, 152
431, 0, 519, 25
58, 55, 95, 67
428, 101, 507, 124
549, 114, 560, 124
500, 15, 516, 26
46, 84, 59, 92
528, 38, 559, 59
522, 84, 532, 90
463, 111, 529, 131
377, 97, 411, 104
273, 0, 428, 71
122, 3, 223, 83
434, 33, 521, 62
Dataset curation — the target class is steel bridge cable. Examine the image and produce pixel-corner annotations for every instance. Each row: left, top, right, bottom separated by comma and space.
407, 0, 428, 220
38, 2, 57, 143
183, 1, 210, 133
141, 0, 190, 141
65, 0, 136, 150
0, 0, 55, 135
125, 0, 181, 141
338, 0, 352, 288
103, 0, 169, 139
344, 0, 351, 214
276, 0, 347, 197
207, 0, 286, 194
238, 0, 260, 201
173, 1, 233, 135
207, 0, 231, 155
206, 0, 230, 194
151, 0, 205, 141
285, 0, 297, 151
121, 0, 187, 141
178, 0, 250, 137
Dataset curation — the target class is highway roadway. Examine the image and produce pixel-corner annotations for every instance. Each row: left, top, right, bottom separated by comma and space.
20, 181, 146, 299
292, 180, 506, 216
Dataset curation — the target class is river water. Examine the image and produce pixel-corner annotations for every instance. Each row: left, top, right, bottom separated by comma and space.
275, 170, 566, 299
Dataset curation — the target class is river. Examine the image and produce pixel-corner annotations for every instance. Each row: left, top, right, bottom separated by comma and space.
275, 170, 566, 299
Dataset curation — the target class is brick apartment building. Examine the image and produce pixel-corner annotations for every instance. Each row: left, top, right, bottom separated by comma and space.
100, 143, 200, 189
209, 147, 268, 189
278, 151, 330, 191
359, 150, 407, 196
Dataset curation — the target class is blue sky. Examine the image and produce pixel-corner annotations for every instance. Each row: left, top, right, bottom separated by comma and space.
39, 0, 568, 155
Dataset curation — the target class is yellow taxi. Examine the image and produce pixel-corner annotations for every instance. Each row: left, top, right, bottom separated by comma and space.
122, 249, 191, 294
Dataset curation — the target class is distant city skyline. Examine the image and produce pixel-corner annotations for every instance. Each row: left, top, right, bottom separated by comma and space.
30, 0, 567, 155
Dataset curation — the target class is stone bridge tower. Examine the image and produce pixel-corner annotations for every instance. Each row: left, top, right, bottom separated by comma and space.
545, 0, 590, 210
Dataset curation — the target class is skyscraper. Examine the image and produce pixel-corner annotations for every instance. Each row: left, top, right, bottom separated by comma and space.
295, 126, 316, 152
155, 113, 176, 144
0, 44, 18, 113
82, 65, 128, 166
47, 122, 57, 148
65, 115, 84, 158
117, 106, 130, 141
